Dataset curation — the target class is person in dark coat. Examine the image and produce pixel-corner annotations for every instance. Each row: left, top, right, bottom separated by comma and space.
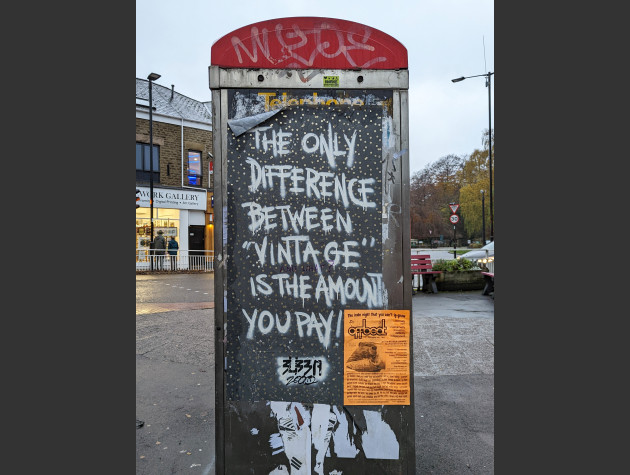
168, 236, 179, 270
153, 230, 166, 270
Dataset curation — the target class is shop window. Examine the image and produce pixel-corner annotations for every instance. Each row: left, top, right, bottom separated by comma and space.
187, 150, 202, 187
136, 143, 160, 183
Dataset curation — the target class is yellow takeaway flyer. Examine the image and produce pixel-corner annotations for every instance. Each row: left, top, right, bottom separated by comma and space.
343, 309, 410, 405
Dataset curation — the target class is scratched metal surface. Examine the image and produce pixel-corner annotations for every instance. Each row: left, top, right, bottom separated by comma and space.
225, 91, 389, 404
214, 81, 413, 473
224, 400, 414, 474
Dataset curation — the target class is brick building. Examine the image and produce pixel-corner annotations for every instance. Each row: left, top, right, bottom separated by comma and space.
135, 78, 214, 268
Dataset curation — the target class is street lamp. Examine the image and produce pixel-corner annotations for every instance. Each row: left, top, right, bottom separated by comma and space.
480, 189, 486, 244
452, 72, 494, 241
148, 72, 161, 271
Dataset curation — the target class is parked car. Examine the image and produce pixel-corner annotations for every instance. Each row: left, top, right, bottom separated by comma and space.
457, 241, 494, 264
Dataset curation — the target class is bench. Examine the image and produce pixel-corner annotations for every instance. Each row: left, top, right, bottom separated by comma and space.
481, 272, 494, 297
411, 254, 443, 294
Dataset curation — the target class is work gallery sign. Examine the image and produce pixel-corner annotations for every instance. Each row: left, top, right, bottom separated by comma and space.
136, 187, 207, 211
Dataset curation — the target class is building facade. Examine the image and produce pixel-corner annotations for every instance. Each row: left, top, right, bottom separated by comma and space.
135, 78, 214, 269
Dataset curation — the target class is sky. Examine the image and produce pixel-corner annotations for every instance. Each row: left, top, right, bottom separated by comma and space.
136, 0, 494, 176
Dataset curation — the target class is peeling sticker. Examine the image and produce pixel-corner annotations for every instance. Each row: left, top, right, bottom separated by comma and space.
311, 404, 338, 475
269, 432, 284, 455
331, 406, 360, 458
270, 402, 311, 474
228, 109, 284, 137
361, 410, 399, 459
269, 465, 290, 474
265, 402, 399, 470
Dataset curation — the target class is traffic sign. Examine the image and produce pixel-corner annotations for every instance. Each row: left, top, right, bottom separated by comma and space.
449, 204, 459, 214
449, 214, 459, 224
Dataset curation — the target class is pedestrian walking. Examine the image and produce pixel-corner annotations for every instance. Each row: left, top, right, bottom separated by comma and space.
153, 230, 166, 270
168, 236, 179, 270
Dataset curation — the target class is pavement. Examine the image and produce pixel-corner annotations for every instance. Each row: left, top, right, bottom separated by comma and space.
411, 291, 494, 474
136, 287, 494, 474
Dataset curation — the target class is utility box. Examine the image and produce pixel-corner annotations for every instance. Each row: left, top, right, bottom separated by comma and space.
210, 17, 413, 473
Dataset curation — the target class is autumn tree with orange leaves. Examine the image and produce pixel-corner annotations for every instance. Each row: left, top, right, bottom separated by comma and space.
410, 129, 493, 245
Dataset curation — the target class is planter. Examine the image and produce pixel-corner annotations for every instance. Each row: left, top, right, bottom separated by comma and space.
435, 270, 485, 291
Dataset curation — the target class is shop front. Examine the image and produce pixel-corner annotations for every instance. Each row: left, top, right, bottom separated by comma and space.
135, 186, 210, 270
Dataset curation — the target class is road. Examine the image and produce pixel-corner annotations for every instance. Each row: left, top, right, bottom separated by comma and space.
411, 247, 473, 260
136, 273, 215, 303
136, 273, 216, 474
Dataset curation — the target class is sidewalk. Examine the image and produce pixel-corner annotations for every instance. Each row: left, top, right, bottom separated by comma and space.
411, 290, 494, 473
412, 290, 494, 376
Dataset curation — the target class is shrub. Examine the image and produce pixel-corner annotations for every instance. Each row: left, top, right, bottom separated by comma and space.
432, 258, 480, 272
458, 258, 476, 270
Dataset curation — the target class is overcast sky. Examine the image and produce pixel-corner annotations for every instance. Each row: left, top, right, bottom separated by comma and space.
136, 0, 494, 176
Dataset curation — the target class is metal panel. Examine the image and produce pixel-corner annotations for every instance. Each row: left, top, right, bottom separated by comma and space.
381, 90, 403, 307
398, 89, 415, 469
213, 87, 414, 474
400, 90, 412, 309
209, 66, 408, 90
225, 92, 388, 405
212, 87, 226, 472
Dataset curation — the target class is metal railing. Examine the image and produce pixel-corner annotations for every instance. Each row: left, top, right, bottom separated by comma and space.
135, 249, 214, 271
411, 247, 494, 272
410, 247, 494, 288
481, 259, 494, 274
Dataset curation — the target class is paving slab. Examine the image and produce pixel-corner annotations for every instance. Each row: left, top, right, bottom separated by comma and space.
412, 291, 494, 474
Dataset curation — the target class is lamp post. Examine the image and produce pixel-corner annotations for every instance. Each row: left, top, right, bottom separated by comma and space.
480, 189, 486, 244
147, 72, 161, 271
452, 72, 494, 241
